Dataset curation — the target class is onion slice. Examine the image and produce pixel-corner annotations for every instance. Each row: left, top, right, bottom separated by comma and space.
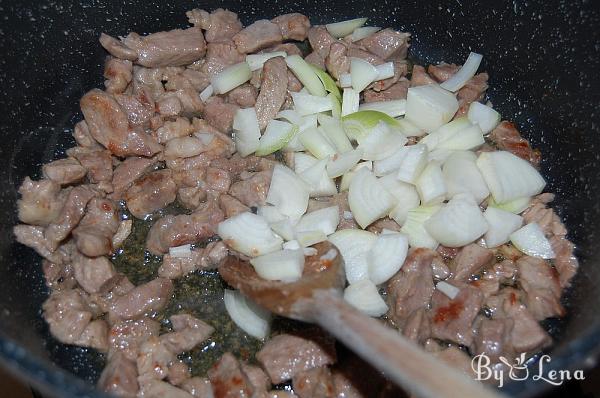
266, 164, 310, 219
415, 161, 447, 205
344, 279, 389, 317
327, 149, 364, 178
299, 127, 337, 159
379, 174, 421, 225
405, 84, 459, 131
351, 26, 381, 42
329, 229, 377, 284
224, 289, 271, 339
359, 99, 406, 118
400, 205, 441, 249
396, 144, 429, 184
339, 73, 352, 88
169, 244, 191, 258
246, 51, 287, 71
510, 222, 555, 259
311, 65, 342, 100
357, 122, 407, 161
374, 62, 396, 81
440, 52, 484, 92
483, 206, 523, 248
250, 249, 305, 282
342, 110, 400, 141
211, 62, 252, 94
436, 281, 460, 300
467, 102, 501, 134
488, 196, 532, 214
350, 58, 379, 92
233, 107, 261, 157
341, 88, 360, 117
199, 84, 213, 102
295, 206, 340, 236
318, 114, 353, 153
292, 92, 333, 115
255, 119, 297, 156
286, 55, 327, 96
348, 168, 396, 228
443, 151, 490, 203
326, 17, 368, 38
218, 212, 283, 257
367, 232, 409, 285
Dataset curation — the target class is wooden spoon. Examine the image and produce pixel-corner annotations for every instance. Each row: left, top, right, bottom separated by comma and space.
219, 242, 505, 398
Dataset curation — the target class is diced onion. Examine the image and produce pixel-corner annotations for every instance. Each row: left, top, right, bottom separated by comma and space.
326, 17, 368, 38
351, 26, 381, 42
257, 205, 286, 223
348, 168, 395, 228
341, 88, 360, 117
250, 249, 305, 282
350, 57, 379, 92
224, 289, 271, 339
246, 51, 287, 71
233, 107, 261, 157
296, 230, 327, 247
199, 84, 213, 102
440, 52, 484, 92
285, 114, 317, 151
318, 114, 353, 152
443, 151, 490, 203
329, 92, 342, 118
476, 151, 546, 203
329, 229, 377, 284
357, 122, 407, 161
342, 110, 400, 142
339, 161, 372, 192
424, 195, 489, 247
483, 206, 523, 248
169, 244, 192, 258
211, 62, 252, 94
420, 117, 483, 151
379, 174, 421, 225
373, 147, 407, 176
467, 102, 501, 134
255, 120, 297, 156
276, 109, 302, 125
299, 157, 337, 197
299, 127, 337, 159
436, 281, 460, 300
303, 247, 318, 256
339, 73, 352, 88
343, 279, 389, 317
396, 144, 429, 184
400, 205, 441, 249
327, 149, 363, 178
283, 240, 301, 250
266, 164, 310, 219
270, 219, 296, 241
359, 99, 406, 118
405, 84, 459, 131
415, 161, 447, 205
396, 118, 424, 137
286, 55, 327, 96
367, 232, 408, 285
311, 65, 342, 100
510, 222, 555, 259
218, 212, 283, 257
374, 62, 395, 81
295, 206, 340, 236
488, 196, 531, 214
292, 92, 333, 115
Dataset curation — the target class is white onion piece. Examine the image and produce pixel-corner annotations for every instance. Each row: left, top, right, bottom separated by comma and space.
350, 58, 379, 92
359, 99, 406, 118
329, 229, 377, 284
233, 107, 261, 157
396, 118, 424, 137
327, 149, 364, 178
199, 84, 213, 102
286, 55, 326, 96
283, 240, 301, 250
317, 114, 353, 153
250, 249, 305, 282
396, 144, 429, 184
424, 195, 489, 247
169, 244, 191, 258
276, 109, 302, 125
329, 93, 342, 119
348, 168, 396, 229
341, 88, 360, 117
292, 92, 333, 115
483, 206, 523, 248
468, 102, 501, 134
400, 206, 441, 249
246, 51, 287, 71
379, 174, 421, 225
299, 157, 328, 186
440, 52, 484, 92
270, 218, 296, 241
428, 148, 456, 164
339, 161, 372, 191
299, 127, 337, 159
293, 152, 319, 173
285, 115, 317, 151
374, 62, 395, 81
257, 205, 286, 223
218, 212, 283, 257
211, 62, 252, 94
405, 84, 459, 131
296, 230, 327, 247
373, 147, 407, 176
443, 151, 490, 203
437, 124, 484, 151
436, 281, 460, 300
476, 151, 546, 203
224, 290, 271, 339
488, 196, 532, 214
339, 73, 352, 88
296, 206, 340, 236
357, 122, 407, 161
299, 157, 337, 197
326, 17, 368, 38
343, 279, 388, 317
266, 164, 310, 219
303, 247, 318, 256
367, 232, 409, 285
255, 120, 297, 156
415, 161, 447, 205
510, 223, 555, 259
351, 26, 381, 41
420, 117, 477, 151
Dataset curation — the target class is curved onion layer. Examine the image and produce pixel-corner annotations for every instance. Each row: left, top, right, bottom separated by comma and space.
350, 57, 379, 92
211, 62, 252, 94
440, 52, 484, 92
343, 279, 389, 317
233, 107, 261, 157
348, 168, 395, 228
510, 222, 556, 259
269, 219, 296, 241
405, 84, 459, 131
342, 110, 400, 142
224, 289, 271, 339
443, 151, 490, 203
488, 196, 532, 214
415, 161, 447, 205
436, 281, 460, 300
379, 174, 421, 225
359, 99, 406, 118
218, 212, 283, 257
367, 232, 409, 285
326, 17, 368, 38
299, 157, 337, 197
351, 26, 381, 42
329, 229, 377, 284
400, 205, 441, 249
296, 230, 327, 247
299, 127, 337, 159
341, 88, 360, 117
467, 102, 501, 134
246, 51, 287, 71
357, 122, 408, 161
295, 206, 340, 236
318, 114, 353, 153
292, 92, 333, 115
327, 149, 364, 178
250, 249, 305, 282
396, 144, 429, 184
286, 55, 327, 96
266, 164, 310, 219
483, 206, 523, 248
255, 120, 297, 156
311, 65, 342, 100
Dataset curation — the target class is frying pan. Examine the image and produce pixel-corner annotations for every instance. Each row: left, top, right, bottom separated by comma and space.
0, 0, 598, 397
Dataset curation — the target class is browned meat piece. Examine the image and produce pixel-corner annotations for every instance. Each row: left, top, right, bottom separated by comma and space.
470, 277, 500, 299
430, 282, 483, 346
177, 187, 205, 210
228, 170, 272, 207
72, 198, 119, 257
104, 57, 133, 94
155, 117, 194, 144
132, 66, 165, 99
456, 73, 489, 116
256, 333, 336, 384
293, 366, 335, 398
505, 301, 552, 353
226, 83, 258, 107
363, 78, 409, 102
550, 235, 578, 288
99, 33, 138, 61
266, 42, 303, 57
181, 377, 214, 397
71, 252, 117, 294
192, 123, 236, 159
98, 352, 139, 398
483, 259, 517, 285
14, 225, 66, 264
168, 361, 191, 386
402, 307, 431, 344
187, 8, 242, 43
138, 379, 194, 398
434, 347, 476, 377
161, 314, 215, 353
75, 319, 109, 352
17, 177, 64, 226
91, 273, 136, 314
427, 62, 459, 82
437, 245, 460, 260
210, 153, 264, 176
304, 51, 325, 70
331, 370, 364, 398
358, 28, 410, 60
370, 60, 408, 92
137, 336, 177, 380
386, 248, 435, 327
489, 121, 542, 168
124, 170, 177, 219
410, 65, 436, 87
366, 217, 400, 234
111, 156, 156, 198
517, 256, 565, 320
430, 254, 451, 280
255, 56, 288, 130
308, 26, 336, 59
473, 317, 515, 363
205, 167, 232, 193
165, 68, 211, 92
325, 42, 350, 80
146, 198, 224, 254
45, 185, 97, 250
158, 89, 205, 117
114, 91, 155, 127
43, 260, 77, 291
272, 13, 311, 41
201, 41, 245, 76
42, 158, 86, 186
203, 97, 239, 133
42, 288, 93, 345
80, 89, 162, 157
241, 363, 270, 395
268, 392, 299, 398
451, 243, 493, 281
208, 353, 255, 398
68, 148, 113, 184
233, 20, 283, 54
116, 28, 206, 68
219, 194, 250, 218
110, 277, 173, 320
73, 120, 101, 149
108, 318, 161, 360
287, 70, 303, 93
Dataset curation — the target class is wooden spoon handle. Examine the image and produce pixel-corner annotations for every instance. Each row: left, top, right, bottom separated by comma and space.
308, 290, 505, 398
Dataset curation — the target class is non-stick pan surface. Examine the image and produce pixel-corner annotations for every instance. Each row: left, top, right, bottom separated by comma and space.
0, 1, 599, 397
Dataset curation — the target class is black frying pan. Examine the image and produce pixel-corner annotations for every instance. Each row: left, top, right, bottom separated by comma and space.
0, 0, 599, 397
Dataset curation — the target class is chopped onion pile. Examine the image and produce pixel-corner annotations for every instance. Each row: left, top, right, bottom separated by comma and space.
299, 127, 337, 159
348, 168, 395, 228
218, 212, 283, 257
443, 151, 490, 203
342, 110, 399, 142
343, 279, 389, 317
483, 206, 523, 248
357, 122, 407, 161
467, 102, 501, 134
400, 205, 441, 249
224, 290, 271, 339
317, 114, 353, 153
510, 222, 556, 259
488, 196, 531, 214
255, 120, 297, 156
292, 92, 333, 115
327, 149, 363, 177
286, 55, 327, 96
350, 58, 379, 92
211, 62, 252, 94
266, 164, 310, 219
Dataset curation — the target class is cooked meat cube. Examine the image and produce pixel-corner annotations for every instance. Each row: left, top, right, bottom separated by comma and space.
114, 91, 155, 127
112, 219, 133, 249
160, 314, 215, 353
186, 8, 242, 43
228, 170, 272, 208
208, 352, 255, 398
272, 13, 311, 41
266, 42, 303, 56
255, 56, 288, 130
347, 47, 384, 65
522, 194, 566, 236
42, 158, 86, 185
68, 148, 113, 184
42, 260, 77, 291
364, 78, 409, 102
308, 26, 336, 59
201, 41, 245, 76
233, 20, 283, 54
241, 363, 270, 396
72, 198, 119, 257
219, 194, 250, 218
138, 379, 194, 398
366, 217, 400, 234
358, 28, 410, 60
517, 256, 565, 320
75, 319, 109, 352
73, 120, 101, 149
71, 252, 117, 294
99, 33, 138, 61
209, 153, 264, 176
292, 366, 335, 398
97, 352, 139, 398
489, 121, 542, 166
434, 347, 476, 377
550, 235, 578, 288
473, 317, 515, 363
42, 289, 94, 345
158, 241, 228, 279
256, 333, 336, 384
386, 248, 435, 327
14, 225, 67, 264
369, 60, 408, 92
110, 277, 173, 320
505, 301, 552, 353
451, 243, 493, 281
205, 167, 232, 193
410, 65, 436, 87
430, 253, 451, 280
111, 156, 157, 198
104, 56, 133, 94
132, 65, 165, 99
180, 377, 214, 397
109, 318, 161, 360
428, 62, 459, 82
166, 361, 191, 386
325, 42, 350, 80
430, 282, 483, 346
304, 51, 325, 70
80, 89, 162, 157
203, 97, 239, 133
456, 73, 489, 117
268, 392, 299, 398
124, 170, 178, 219
137, 336, 176, 381
483, 259, 517, 285
17, 177, 64, 226
155, 117, 194, 144
402, 307, 431, 344
226, 83, 258, 107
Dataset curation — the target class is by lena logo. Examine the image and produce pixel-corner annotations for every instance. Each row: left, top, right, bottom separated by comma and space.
471, 352, 585, 388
